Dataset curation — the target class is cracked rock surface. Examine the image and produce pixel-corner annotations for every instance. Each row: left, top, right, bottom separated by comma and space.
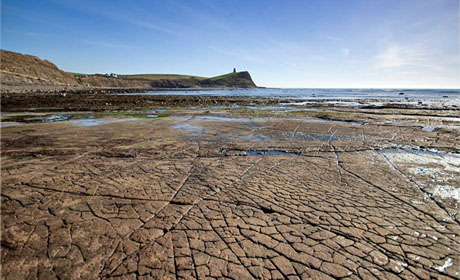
2, 108, 459, 279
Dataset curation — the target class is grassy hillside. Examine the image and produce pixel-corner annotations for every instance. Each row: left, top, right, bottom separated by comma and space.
67, 72, 87, 77
1, 49, 257, 92
202, 71, 256, 88
76, 71, 256, 88
207, 72, 241, 80
1, 50, 79, 86
120, 74, 206, 81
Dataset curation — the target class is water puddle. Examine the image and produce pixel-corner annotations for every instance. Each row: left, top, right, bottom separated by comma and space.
422, 126, 436, 132
169, 115, 361, 142
2, 111, 164, 125
378, 146, 457, 157
378, 146, 460, 202
196, 116, 253, 122
70, 118, 138, 127
223, 149, 298, 157
241, 105, 300, 112
245, 150, 298, 156
285, 101, 363, 107
170, 116, 194, 122
192, 115, 361, 125
171, 123, 205, 134
421, 125, 460, 132
432, 186, 460, 201
2, 114, 75, 123
298, 133, 340, 141
1, 122, 23, 128
147, 108, 167, 113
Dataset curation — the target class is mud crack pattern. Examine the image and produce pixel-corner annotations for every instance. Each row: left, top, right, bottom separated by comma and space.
2, 115, 459, 279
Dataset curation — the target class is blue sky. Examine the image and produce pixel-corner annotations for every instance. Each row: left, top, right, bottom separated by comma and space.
1, 0, 459, 88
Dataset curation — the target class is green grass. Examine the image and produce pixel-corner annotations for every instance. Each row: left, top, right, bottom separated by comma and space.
66, 72, 88, 77
207, 72, 243, 81
119, 74, 206, 81
66, 72, 244, 81
65, 71, 255, 87
66, 72, 203, 80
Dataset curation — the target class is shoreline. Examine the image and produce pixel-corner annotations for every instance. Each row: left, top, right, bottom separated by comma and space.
0, 86, 262, 96
2, 92, 459, 112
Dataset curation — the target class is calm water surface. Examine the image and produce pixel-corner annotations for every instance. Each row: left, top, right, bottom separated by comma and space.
115, 88, 459, 100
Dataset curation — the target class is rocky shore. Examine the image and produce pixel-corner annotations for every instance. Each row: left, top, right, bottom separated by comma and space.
1, 95, 459, 279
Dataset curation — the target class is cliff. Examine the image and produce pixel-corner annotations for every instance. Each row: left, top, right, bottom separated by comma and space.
0, 50, 79, 87
76, 71, 257, 88
0, 49, 257, 93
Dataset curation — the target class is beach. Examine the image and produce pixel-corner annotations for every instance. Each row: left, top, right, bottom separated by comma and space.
1, 91, 459, 279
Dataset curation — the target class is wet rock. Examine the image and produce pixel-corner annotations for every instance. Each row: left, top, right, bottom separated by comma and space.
2, 106, 459, 279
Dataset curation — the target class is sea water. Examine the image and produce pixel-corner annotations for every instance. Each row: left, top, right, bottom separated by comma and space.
115, 88, 459, 100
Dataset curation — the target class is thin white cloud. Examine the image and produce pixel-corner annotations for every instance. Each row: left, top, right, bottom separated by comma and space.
120, 17, 179, 36
208, 46, 266, 64
7, 29, 138, 49
375, 44, 442, 70
375, 45, 410, 68
78, 39, 137, 49
326, 35, 341, 41
342, 48, 350, 56
271, 40, 311, 54
171, 2, 232, 33
42, 0, 180, 36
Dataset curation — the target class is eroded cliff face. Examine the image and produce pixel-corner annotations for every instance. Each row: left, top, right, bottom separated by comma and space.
200, 71, 257, 88
0, 50, 79, 87
0, 49, 257, 93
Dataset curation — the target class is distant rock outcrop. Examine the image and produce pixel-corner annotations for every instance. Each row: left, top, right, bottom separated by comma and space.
76, 71, 257, 89
200, 71, 256, 88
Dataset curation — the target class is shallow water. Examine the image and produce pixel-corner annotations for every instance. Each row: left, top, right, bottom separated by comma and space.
378, 146, 459, 157
194, 115, 360, 125
0, 122, 22, 128
422, 126, 436, 132
2, 114, 75, 123
224, 149, 298, 156
70, 118, 138, 127
1, 112, 162, 125
147, 109, 167, 113
378, 146, 460, 203
171, 123, 205, 134
115, 88, 460, 100
171, 116, 360, 142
